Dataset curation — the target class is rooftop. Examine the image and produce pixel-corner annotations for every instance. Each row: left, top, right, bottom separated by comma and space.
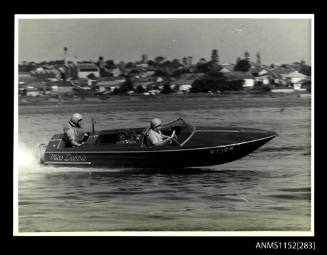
76, 62, 99, 69
224, 71, 254, 80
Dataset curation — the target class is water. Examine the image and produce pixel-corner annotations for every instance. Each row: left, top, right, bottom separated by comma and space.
16, 96, 311, 232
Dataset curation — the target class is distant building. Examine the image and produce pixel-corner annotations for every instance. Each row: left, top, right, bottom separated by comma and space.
108, 67, 122, 77
220, 63, 235, 72
50, 84, 75, 94
224, 71, 255, 88
171, 73, 202, 92
76, 63, 100, 79
281, 71, 307, 84
178, 84, 192, 92
219, 67, 231, 73
96, 77, 126, 92
255, 75, 270, 85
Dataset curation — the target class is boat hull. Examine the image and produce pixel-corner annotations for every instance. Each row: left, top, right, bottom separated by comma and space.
42, 135, 275, 168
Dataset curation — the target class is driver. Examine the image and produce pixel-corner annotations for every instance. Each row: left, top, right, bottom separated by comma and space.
63, 113, 89, 147
147, 118, 176, 146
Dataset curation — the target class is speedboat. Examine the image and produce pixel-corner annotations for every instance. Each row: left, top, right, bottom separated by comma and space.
39, 118, 276, 168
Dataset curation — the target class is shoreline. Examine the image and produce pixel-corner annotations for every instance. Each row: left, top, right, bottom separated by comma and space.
18, 93, 311, 114
18, 91, 311, 105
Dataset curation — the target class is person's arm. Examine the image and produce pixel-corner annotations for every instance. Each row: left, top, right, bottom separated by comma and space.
148, 130, 173, 146
160, 130, 176, 139
152, 137, 173, 146
150, 131, 180, 146
70, 139, 85, 147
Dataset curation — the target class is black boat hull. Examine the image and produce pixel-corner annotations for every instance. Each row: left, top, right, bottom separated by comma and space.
42, 135, 275, 168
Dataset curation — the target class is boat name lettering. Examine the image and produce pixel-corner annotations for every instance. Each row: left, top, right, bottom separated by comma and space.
210, 146, 234, 154
49, 154, 87, 161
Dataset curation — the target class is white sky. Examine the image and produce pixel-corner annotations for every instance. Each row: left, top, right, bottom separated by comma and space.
18, 17, 311, 65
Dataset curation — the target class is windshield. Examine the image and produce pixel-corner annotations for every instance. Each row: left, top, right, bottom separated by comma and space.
160, 118, 195, 146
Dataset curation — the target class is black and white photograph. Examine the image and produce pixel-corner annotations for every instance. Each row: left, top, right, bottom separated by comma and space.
14, 14, 313, 237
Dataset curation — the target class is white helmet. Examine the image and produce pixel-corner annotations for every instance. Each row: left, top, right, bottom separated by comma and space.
151, 118, 162, 129
71, 113, 83, 125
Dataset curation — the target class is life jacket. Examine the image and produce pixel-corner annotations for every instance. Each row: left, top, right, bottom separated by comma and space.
63, 121, 84, 145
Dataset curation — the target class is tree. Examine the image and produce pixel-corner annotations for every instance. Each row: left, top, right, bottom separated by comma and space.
244, 51, 250, 61
162, 60, 172, 65
190, 70, 244, 93
155, 56, 165, 64
299, 65, 311, 76
234, 59, 251, 72
256, 52, 261, 66
136, 85, 145, 93
161, 84, 173, 94
147, 60, 156, 66
171, 69, 189, 78
153, 69, 169, 77
125, 62, 135, 68
105, 60, 116, 69
211, 49, 219, 66
87, 73, 97, 80
172, 59, 181, 64
191, 71, 226, 92
119, 76, 134, 93
182, 57, 188, 66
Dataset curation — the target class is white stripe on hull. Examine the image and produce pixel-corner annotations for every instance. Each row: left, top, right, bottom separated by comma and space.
43, 161, 92, 165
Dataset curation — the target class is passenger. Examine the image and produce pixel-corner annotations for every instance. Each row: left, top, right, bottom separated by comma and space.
147, 118, 175, 146
63, 113, 89, 147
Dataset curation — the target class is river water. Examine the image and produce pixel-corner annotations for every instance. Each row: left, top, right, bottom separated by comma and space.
16, 96, 312, 233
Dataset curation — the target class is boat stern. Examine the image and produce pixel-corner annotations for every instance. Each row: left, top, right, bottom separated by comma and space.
38, 143, 47, 164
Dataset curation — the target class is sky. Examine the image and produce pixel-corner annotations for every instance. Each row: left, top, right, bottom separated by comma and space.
17, 17, 312, 65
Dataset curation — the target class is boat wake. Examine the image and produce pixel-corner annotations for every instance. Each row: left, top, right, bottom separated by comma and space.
16, 143, 41, 171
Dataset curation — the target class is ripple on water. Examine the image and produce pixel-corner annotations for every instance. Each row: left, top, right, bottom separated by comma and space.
17, 102, 311, 232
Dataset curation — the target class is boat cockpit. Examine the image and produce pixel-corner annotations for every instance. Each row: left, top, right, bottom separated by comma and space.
48, 118, 195, 150
96, 118, 195, 148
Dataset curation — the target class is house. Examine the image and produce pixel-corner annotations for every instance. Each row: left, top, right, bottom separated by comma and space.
281, 71, 307, 84
140, 70, 155, 78
30, 68, 61, 81
269, 66, 297, 86
224, 71, 255, 88
107, 67, 122, 77
50, 84, 75, 94
293, 76, 310, 91
19, 72, 41, 85
220, 63, 235, 72
76, 62, 100, 79
171, 73, 201, 92
178, 84, 192, 92
96, 77, 126, 92
133, 81, 154, 90
219, 67, 231, 73
25, 86, 42, 97
255, 75, 270, 85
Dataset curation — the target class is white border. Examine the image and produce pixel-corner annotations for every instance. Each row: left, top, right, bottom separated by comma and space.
13, 14, 19, 236
14, 14, 314, 237
15, 14, 314, 19
310, 15, 314, 236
